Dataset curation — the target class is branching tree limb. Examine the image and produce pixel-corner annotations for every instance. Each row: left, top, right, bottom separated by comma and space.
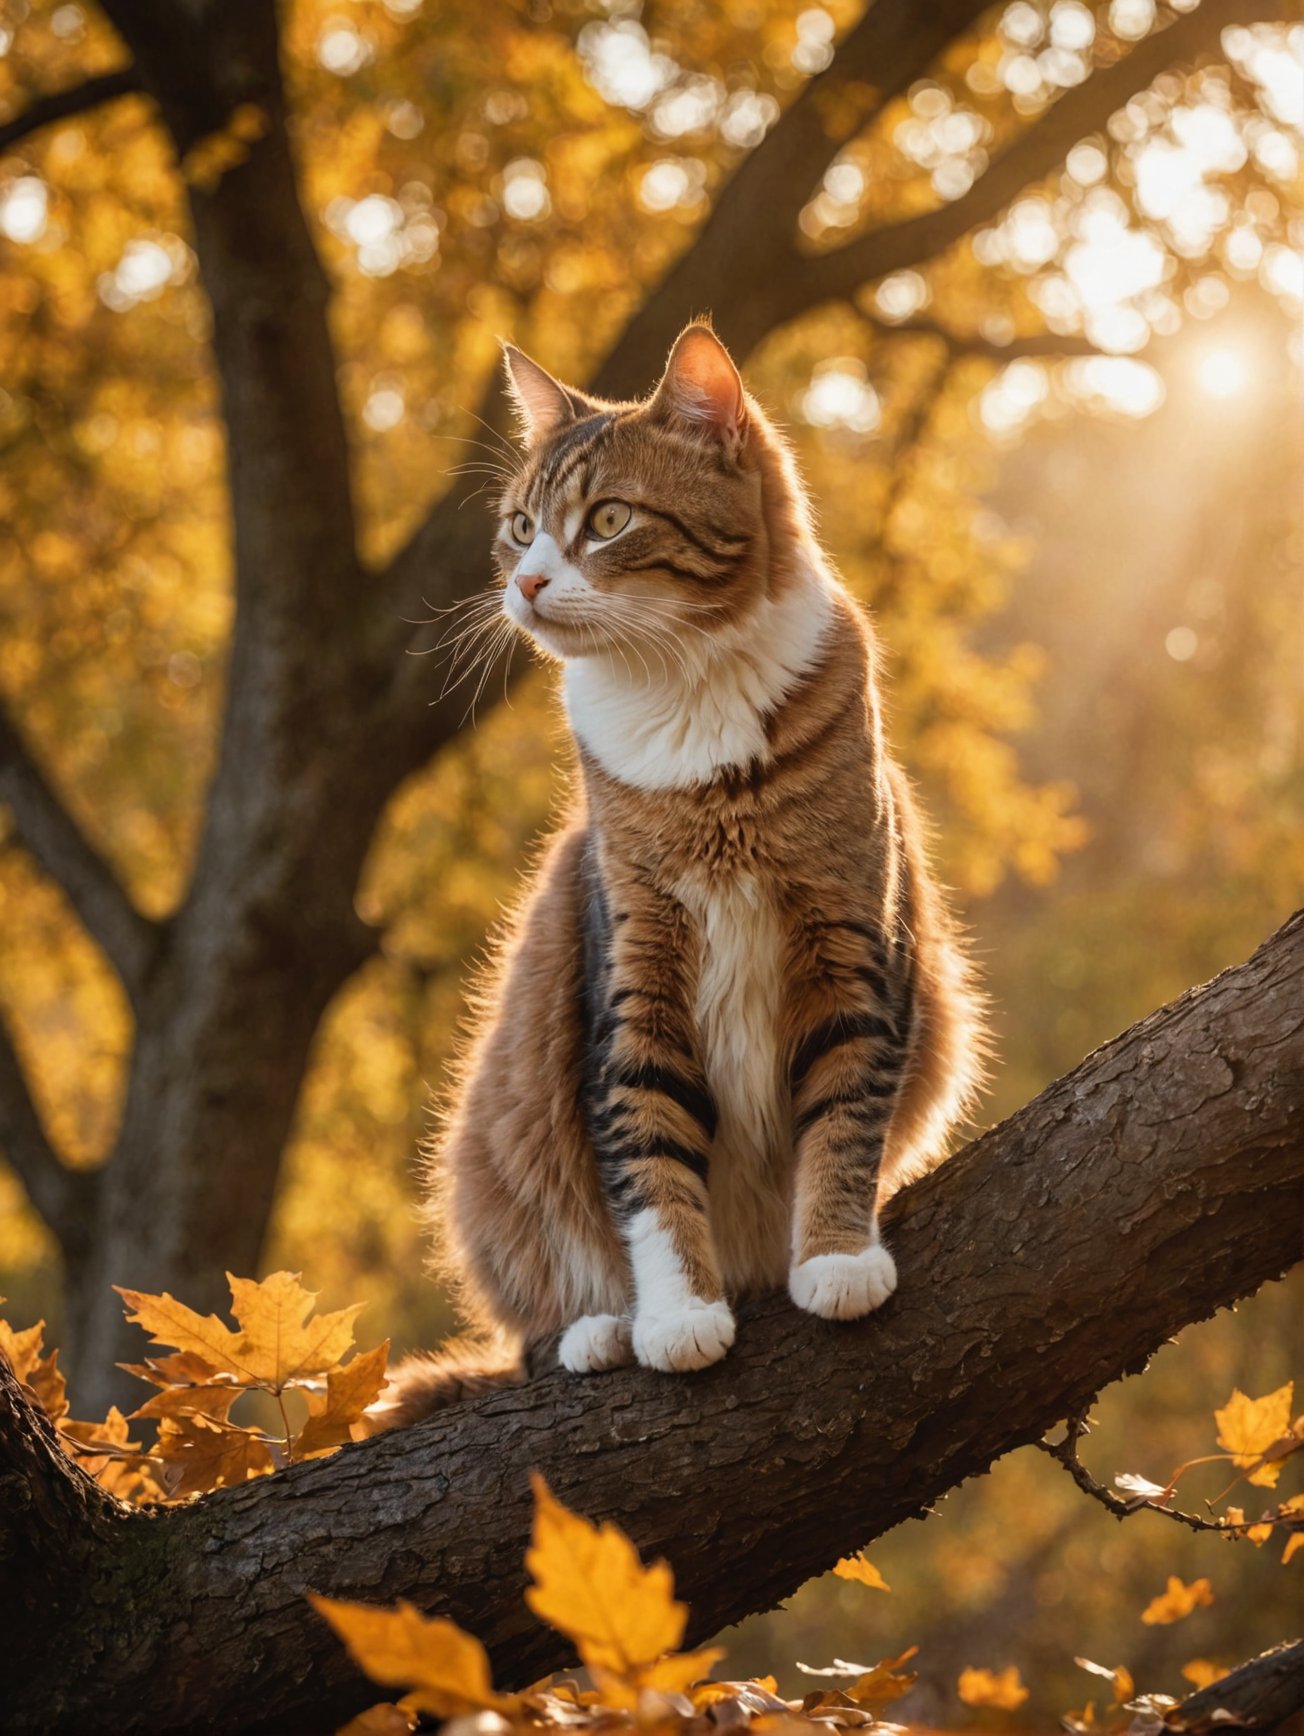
0, 701, 160, 1006
0, 65, 141, 154
0, 1010, 98, 1256
2, 911, 1300, 1736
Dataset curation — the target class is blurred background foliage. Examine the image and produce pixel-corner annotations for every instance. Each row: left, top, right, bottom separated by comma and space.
0, 0, 1300, 1724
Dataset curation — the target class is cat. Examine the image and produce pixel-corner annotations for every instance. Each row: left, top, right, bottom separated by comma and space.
367, 322, 984, 1428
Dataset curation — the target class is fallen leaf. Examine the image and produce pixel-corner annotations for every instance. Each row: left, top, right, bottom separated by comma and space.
311, 1595, 514, 1719
116, 1270, 363, 1393
526, 1472, 685, 1677
1074, 1657, 1133, 1705
1140, 1576, 1214, 1625
832, 1553, 890, 1591
1284, 1535, 1303, 1566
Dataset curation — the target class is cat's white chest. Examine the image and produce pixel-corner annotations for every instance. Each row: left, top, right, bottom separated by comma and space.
677, 870, 791, 1289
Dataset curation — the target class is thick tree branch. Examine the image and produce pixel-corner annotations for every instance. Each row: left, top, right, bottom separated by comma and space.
0, 1009, 97, 1253
1166, 1641, 1304, 1733
860, 311, 1103, 359
3, 911, 1301, 1735
0, 66, 141, 155
0, 701, 159, 1005
801, 0, 1280, 306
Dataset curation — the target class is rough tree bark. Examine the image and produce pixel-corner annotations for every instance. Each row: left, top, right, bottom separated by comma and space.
0, 0, 1283, 1413
2, 912, 1300, 1736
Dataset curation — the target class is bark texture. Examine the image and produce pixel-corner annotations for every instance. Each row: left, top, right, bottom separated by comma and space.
2, 913, 1301, 1736
0, 0, 1283, 1415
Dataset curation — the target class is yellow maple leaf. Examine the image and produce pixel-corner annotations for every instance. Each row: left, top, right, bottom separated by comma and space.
0, 1316, 68, 1423
525, 1472, 685, 1677
0, 1317, 46, 1383
957, 1665, 1029, 1710
297, 1340, 391, 1458
311, 1595, 514, 1719
116, 1271, 363, 1394
1181, 1660, 1229, 1689
833, 1552, 890, 1591
1140, 1576, 1214, 1625
1284, 1535, 1304, 1566
60, 1407, 163, 1503
1214, 1383, 1294, 1488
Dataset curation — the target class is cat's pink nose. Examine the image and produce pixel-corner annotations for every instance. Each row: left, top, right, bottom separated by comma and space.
517, 572, 549, 603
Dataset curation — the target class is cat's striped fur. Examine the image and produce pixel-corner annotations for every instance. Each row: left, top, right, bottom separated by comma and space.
368, 324, 983, 1426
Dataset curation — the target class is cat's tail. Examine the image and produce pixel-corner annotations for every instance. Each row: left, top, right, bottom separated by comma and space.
360, 1333, 527, 1433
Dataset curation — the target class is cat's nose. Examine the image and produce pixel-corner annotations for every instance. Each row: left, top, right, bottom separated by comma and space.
517, 572, 549, 603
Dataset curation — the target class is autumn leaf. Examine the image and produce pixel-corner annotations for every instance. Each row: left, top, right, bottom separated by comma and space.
1181, 1660, 1229, 1689
1114, 1472, 1171, 1503
153, 1412, 275, 1497
832, 1553, 890, 1591
1284, 1535, 1304, 1566
1075, 1656, 1134, 1705
957, 1665, 1029, 1710
296, 1340, 391, 1458
116, 1271, 364, 1393
60, 1408, 163, 1503
0, 1316, 68, 1423
797, 1650, 919, 1706
525, 1472, 686, 1678
1140, 1576, 1214, 1625
1214, 1383, 1295, 1488
311, 1595, 515, 1719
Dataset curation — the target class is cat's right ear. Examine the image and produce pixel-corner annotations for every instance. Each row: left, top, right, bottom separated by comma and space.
502, 344, 583, 443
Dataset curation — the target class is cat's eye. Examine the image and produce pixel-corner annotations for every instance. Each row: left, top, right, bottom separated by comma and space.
587, 500, 632, 541
510, 511, 534, 545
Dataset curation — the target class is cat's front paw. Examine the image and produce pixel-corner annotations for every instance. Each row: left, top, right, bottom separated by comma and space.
789, 1246, 898, 1320
632, 1299, 735, 1373
558, 1313, 634, 1374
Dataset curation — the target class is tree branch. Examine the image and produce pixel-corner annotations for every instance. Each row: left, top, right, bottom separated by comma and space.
0, 1008, 97, 1253
3, 911, 1301, 1735
1166, 1640, 1304, 1733
860, 310, 1103, 360
802, 0, 1281, 306
0, 701, 160, 1005
0, 67, 141, 156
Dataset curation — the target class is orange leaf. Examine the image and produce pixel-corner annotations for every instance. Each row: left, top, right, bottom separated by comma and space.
833, 1553, 890, 1591
1181, 1660, 1229, 1689
153, 1412, 274, 1496
525, 1472, 685, 1678
310, 1595, 514, 1719
957, 1666, 1029, 1710
1140, 1576, 1214, 1625
297, 1340, 391, 1458
1214, 1384, 1294, 1488
116, 1271, 363, 1394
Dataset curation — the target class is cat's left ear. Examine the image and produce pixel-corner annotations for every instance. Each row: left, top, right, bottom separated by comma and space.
650, 323, 748, 454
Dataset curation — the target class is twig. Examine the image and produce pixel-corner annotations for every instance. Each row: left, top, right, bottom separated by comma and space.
0, 67, 142, 155
1037, 1413, 1262, 1536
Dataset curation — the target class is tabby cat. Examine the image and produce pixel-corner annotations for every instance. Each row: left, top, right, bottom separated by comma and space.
369, 323, 983, 1427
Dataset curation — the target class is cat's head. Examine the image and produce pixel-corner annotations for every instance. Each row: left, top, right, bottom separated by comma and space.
492, 323, 775, 664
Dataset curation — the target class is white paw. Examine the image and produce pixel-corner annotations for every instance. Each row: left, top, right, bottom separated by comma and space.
789, 1246, 898, 1321
632, 1299, 736, 1373
558, 1314, 634, 1374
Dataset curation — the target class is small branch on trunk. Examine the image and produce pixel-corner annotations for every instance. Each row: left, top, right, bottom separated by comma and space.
0, 1010, 98, 1254
859, 310, 1102, 360
1038, 1413, 1267, 1538
0, 66, 142, 155
0, 702, 160, 1006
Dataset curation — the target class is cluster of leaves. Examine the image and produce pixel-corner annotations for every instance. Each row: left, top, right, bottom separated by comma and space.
314, 1475, 935, 1736
0, 1271, 388, 1499
1111, 1382, 1304, 1563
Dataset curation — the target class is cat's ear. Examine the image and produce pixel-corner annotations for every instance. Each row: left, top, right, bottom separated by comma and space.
501, 343, 589, 442
650, 322, 747, 451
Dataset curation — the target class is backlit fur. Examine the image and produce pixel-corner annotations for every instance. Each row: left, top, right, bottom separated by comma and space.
369, 324, 985, 1429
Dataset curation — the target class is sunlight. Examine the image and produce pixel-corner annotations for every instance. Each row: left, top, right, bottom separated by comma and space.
1197, 347, 1249, 398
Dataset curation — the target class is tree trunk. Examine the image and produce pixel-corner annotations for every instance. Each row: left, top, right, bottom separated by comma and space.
5, 912, 1301, 1736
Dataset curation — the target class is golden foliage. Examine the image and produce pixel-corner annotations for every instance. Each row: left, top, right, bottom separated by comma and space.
956, 1665, 1029, 1710
1214, 1384, 1299, 1489
1139, 1576, 1215, 1627
830, 1553, 890, 1592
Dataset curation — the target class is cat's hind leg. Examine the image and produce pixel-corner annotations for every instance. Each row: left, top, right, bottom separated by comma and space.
558, 1313, 634, 1373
